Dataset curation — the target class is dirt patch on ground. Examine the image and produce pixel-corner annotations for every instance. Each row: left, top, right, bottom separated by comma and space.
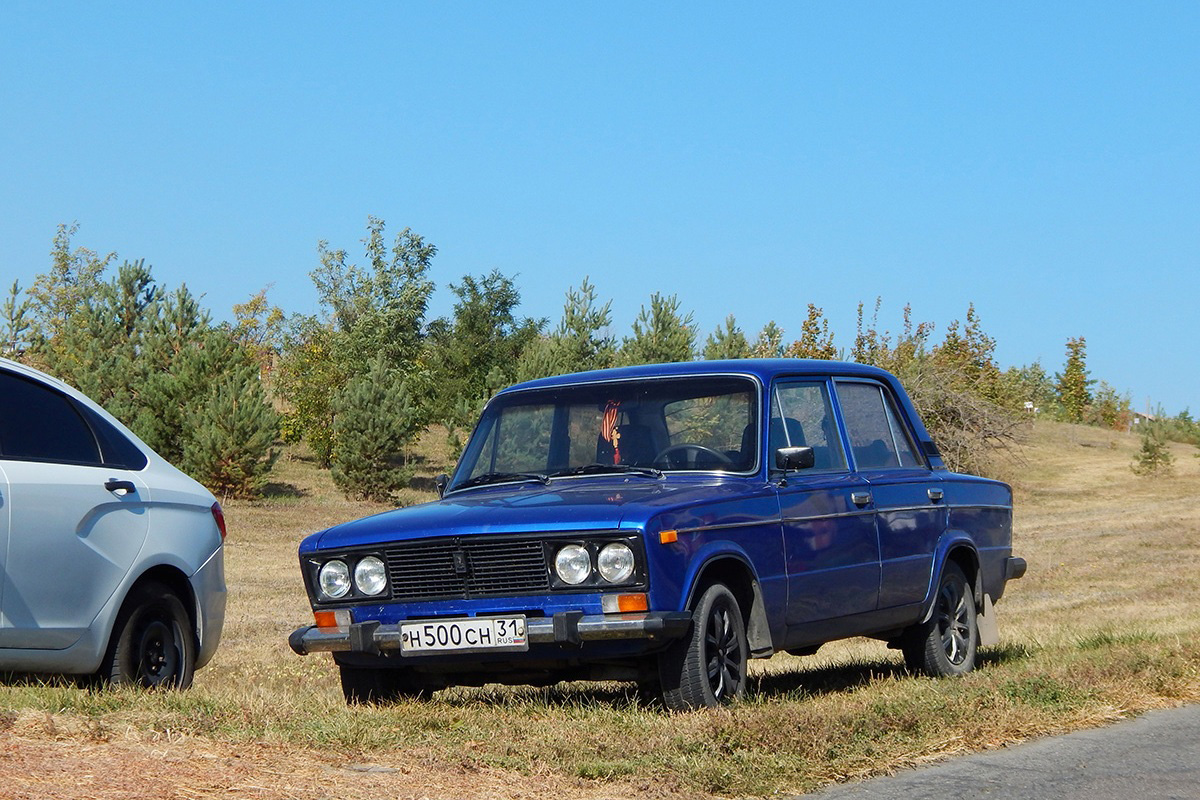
0, 716, 666, 800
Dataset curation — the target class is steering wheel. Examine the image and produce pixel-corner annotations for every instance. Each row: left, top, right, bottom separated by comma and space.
654, 444, 734, 470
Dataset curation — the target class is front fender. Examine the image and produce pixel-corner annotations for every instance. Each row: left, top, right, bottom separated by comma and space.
678, 542, 777, 656
679, 540, 760, 610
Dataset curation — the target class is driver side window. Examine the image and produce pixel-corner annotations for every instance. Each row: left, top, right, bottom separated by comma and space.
769, 381, 847, 470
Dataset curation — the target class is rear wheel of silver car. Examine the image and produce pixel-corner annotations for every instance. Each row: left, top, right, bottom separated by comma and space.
901, 562, 978, 677
339, 665, 430, 704
659, 583, 748, 710
102, 581, 196, 689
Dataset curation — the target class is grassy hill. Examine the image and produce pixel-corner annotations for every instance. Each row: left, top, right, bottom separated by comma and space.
1, 421, 1197, 799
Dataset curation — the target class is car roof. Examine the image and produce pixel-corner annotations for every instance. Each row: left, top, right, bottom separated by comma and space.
0, 355, 81, 394
503, 358, 896, 394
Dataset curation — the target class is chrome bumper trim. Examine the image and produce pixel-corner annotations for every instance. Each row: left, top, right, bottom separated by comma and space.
288, 611, 692, 656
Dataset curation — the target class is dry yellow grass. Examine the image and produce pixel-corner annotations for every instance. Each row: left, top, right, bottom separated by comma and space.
1, 421, 1198, 799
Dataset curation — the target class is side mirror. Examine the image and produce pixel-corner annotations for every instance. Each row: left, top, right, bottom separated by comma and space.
775, 446, 815, 471
435, 474, 449, 499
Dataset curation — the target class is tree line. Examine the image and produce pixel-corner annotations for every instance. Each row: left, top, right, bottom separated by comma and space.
2, 219, 1179, 500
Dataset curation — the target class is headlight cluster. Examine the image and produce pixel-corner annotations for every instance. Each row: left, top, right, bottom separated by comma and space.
315, 555, 388, 601
552, 541, 639, 587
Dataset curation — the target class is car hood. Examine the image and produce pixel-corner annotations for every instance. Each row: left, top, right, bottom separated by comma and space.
305, 475, 763, 551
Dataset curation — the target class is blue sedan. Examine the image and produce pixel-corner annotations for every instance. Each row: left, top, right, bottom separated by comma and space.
289, 359, 1025, 709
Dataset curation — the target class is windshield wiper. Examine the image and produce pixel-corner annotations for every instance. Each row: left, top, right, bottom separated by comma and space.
551, 463, 664, 480
453, 471, 551, 491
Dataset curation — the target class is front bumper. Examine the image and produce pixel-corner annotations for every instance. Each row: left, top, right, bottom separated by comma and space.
288, 610, 692, 656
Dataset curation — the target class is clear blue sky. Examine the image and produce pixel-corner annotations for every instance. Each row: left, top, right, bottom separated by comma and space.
2, 3, 1197, 413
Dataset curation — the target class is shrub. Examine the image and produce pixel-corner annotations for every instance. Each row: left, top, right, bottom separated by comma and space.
181, 365, 281, 498
331, 357, 423, 502
1131, 423, 1174, 476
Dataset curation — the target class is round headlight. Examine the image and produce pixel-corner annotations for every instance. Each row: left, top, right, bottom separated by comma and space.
318, 560, 351, 599
597, 542, 635, 584
354, 556, 388, 596
555, 544, 592, 585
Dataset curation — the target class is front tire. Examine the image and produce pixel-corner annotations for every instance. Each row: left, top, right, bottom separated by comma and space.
101, 582, 196, 689
658, 583, 748, 710
901, 562, 978, 677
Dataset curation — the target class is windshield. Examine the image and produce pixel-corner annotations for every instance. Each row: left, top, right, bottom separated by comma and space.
450, 375, 759, 491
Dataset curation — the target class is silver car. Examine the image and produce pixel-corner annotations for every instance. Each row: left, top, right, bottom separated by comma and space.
0, 357, 226, 687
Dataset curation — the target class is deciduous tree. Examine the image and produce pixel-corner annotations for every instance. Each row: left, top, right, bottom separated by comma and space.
783, 304, 837, 360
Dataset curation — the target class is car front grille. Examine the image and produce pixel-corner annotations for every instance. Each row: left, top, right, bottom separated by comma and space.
383, 538, 550, 601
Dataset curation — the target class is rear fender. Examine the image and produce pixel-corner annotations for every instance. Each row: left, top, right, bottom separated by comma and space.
918, 532, 981, 625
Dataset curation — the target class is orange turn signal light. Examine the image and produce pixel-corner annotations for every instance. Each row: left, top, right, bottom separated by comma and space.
618, 593, 649, 612
313, 610, 350, 629
602, 593, 649, 613
659, 529, 678, 544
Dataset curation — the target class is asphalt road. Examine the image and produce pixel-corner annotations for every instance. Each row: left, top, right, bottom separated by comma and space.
797, 705, 1200, 800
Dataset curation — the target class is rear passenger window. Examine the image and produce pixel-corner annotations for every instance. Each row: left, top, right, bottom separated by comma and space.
836, 381, 923, 470
0, 372, 103, 465
78, 404, 149, 470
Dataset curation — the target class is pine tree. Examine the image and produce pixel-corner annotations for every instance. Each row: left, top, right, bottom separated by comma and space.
331, 357, 422, 502
702, 315, 750, 360
514, 278, 616, 380
2, 280, 31, 360
1131, 422, 1174, 476
1056, 337, 1092, 423
618, 293, 695, 366
182, 361, 281, 498
23, 229, 280, 498
751, 321, 785, 358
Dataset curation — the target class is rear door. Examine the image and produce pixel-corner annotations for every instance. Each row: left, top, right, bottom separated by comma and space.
833, 380, 945, 610
0, 370, 150, 649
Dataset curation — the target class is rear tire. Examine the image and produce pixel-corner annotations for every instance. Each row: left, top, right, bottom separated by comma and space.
101, 582, 195, 689
658, 583, 748, 710
901, 562, 978, 677
339, 665, 431, 704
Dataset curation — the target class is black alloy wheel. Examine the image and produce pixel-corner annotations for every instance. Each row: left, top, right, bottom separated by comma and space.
901, 561, 979, 677
659, 582, 748, 710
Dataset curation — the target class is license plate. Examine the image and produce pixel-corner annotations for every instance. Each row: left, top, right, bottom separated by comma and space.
399, 616, 528, 655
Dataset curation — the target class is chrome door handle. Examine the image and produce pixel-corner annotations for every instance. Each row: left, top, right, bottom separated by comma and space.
851, 491, 872, 506
927, 488, 944, 502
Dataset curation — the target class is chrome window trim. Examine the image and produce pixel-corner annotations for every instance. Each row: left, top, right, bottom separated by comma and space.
457, 372, 765, 484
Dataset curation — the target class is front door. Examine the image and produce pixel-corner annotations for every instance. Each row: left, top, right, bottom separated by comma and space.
772, 379, 881, 624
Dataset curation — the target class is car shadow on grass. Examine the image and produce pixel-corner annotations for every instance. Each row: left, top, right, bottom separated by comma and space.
748, 659, 911, 701
432, 641, 1037, 712
0, 671, 88, 689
